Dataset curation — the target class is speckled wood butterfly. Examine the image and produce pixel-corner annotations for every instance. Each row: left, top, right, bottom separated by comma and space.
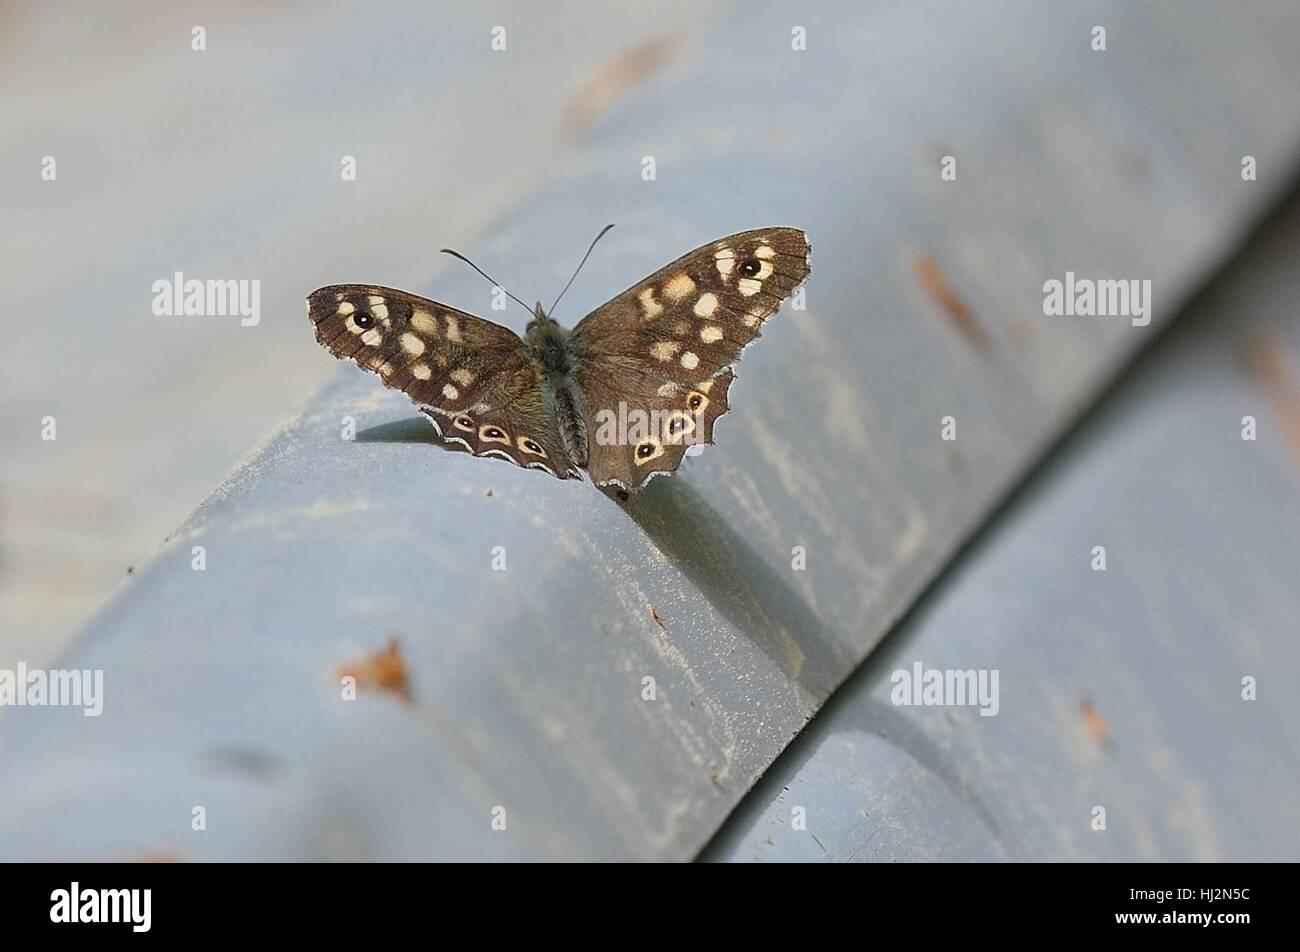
308, 227, 810, 492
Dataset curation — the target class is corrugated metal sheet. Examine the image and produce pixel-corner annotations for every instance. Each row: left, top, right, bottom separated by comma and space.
706, 192, 1300, 862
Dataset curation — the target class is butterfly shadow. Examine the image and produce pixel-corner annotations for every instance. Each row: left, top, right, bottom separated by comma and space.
609, 476, 854, 708
357, 416, 849, 705
356, 416, 464, 451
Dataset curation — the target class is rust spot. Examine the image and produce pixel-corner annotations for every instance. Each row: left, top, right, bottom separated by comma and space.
559, 32, 684, 136
763, 127, 797, 151
1007, 315, 1038, 345
1244, 330, 1300, 472
338, 637, 410, 701
1080, 697, 1111, 746
650, 604, 668, 631
913, 252, 992, 354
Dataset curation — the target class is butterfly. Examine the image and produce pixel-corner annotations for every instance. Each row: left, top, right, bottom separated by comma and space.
307, 227, 810, 492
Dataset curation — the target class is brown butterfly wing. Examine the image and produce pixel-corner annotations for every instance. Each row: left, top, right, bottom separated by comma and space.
570, 228, 810, 490
308, 285, 580, 478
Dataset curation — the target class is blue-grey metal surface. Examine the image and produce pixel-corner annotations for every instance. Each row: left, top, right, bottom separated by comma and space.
705, 193, 1300, 862
3, 2, 1300, 861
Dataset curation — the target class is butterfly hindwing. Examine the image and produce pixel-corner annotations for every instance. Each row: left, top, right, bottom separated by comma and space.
308, 285, 580, 478
578, 365, 737, 490
569, 227, 810, 490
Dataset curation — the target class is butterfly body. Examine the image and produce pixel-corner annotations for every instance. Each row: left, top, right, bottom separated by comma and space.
308, 228, 810, 491
522, 307, 590, 466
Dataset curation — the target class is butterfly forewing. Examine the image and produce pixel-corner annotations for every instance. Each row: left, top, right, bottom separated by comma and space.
308, 285, 580, 478
570, 227, 810, 489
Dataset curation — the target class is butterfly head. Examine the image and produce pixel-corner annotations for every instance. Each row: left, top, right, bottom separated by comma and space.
525, 303, 568, 351
526, 301, 557, 336
526, 301, 553, 332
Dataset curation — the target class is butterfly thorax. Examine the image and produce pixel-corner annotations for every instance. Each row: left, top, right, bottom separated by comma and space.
523, 305, 576, 377
524, 304, 590, 467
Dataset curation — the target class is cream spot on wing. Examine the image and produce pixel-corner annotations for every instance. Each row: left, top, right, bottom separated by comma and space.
410, 309, 439, 335
671, 320, 690, 336
694, 293, 719, 318
656, 382, 679, 397
400, 333, 425, 356
753, 259, 774, 280
360, 328, 384, 346
371, 303, 389, 321
434, 353, 449, 368
442, 383, 459, 400
664, 273, 696, 302
738, 278, 762, 297
755, 244, 776, 259
411, 362, 432, 380
444, 314, 462, 342
337, 301, 356, 317
680, 351, 699, 370
743, 306, 764, 327
651, 341, 682, 362
367, 295, 385, 306
450, 368, 475, 386
378, 361, 395, 376
715, 247, 735, 278
697, 378, 714, 393
638, 287, 663, 318
700, 324, 723, 343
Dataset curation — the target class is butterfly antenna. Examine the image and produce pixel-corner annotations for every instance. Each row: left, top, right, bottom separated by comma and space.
549, 223, 615, 315
439, 247, 534, 317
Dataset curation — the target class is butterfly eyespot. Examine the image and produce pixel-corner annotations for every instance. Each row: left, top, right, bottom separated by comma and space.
486, 428, 504, 439
634, 440, 665, 465
688, 394, 704, 411
353, 312, 375, 329
518, 436, 546, 457
453, 416, 475, 431
740, 258, 761, 278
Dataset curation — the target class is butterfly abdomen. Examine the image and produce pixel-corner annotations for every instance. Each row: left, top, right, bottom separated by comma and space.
552, 380, 589, 469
